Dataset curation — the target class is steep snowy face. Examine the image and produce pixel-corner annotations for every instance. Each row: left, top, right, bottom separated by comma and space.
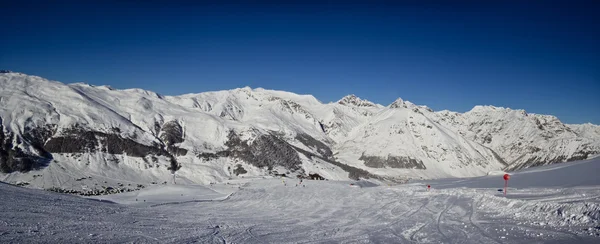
1, 72, 599, 192
164, 87, 329, 144
315, 105, 375, 143
0, 73, 364, 193
334, 105, 506, 178
0, 73, 211, 176
388, 98, 406, 109
568, 123, 600, 140
432, 106, 600, 171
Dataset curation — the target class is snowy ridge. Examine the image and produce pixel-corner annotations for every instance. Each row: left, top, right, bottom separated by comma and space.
337, 94, 381, 108
431, 106, 600, 171
568, 123, 600, 140
1, 72, 599, 192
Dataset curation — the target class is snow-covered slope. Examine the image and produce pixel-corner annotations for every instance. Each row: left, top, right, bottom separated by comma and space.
431, 106, 600, 171
334, 100, 506, 179
568, 123, 600, 141
2, 158, 600, 243
1, 72, 599, 192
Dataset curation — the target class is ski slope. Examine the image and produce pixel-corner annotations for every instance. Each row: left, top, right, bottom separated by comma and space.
1, 159, 600, 243
418, 155, 600, 189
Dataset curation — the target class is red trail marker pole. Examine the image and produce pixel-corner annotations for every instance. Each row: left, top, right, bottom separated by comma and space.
503, 174, 510, 196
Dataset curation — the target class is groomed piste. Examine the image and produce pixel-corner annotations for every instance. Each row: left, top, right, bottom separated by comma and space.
1, 157, 600, 243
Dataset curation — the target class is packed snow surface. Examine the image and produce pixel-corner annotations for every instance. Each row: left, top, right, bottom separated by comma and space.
2, 159, 600, 243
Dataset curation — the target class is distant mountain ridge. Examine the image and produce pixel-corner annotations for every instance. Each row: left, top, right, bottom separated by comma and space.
1, 72, 598, 193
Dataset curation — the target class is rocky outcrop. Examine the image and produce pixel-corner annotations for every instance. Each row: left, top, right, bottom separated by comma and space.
158, 120, 187, 156
197, 130, 304, 172
360, 153, 426, 169
505, 147, 599, 171
337, 95, 377, 107
233, 164, 247, 176
433, 106, 600, 172
295, 133, 333, 159
0, 119, 53, 173
44, 125, 166, 157
43, 124, 181, 171
1, 72, 599, 186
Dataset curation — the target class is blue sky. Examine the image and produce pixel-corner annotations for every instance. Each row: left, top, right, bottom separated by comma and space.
1, 1, 599, 124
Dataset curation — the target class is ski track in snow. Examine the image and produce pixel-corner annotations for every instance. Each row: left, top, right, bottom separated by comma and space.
2, 152, 600, 243
2, 178, 600, 244
469, 198, 502, 244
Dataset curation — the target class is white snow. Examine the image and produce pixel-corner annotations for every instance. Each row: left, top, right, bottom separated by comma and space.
92, 184, 235, 206
1, 72, 599, 190
1, 72, 600, 242
1, 157, 600, 243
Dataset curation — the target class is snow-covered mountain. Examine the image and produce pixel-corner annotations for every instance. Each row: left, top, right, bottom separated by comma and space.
568, 123, 600, 141
431, 106, 600, 171
1, 72, 599, 192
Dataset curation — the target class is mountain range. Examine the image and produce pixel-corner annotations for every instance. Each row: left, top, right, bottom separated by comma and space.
1, 71, 599, 193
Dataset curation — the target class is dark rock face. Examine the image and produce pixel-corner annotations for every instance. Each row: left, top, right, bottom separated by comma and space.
45, 184, 144, 196
159, 121, 188, 156
360, 153, 426, 169
193, 130, 376, 180
505, 148, 598, 171
568, 150, 596, 162
309, 173, 325, 180
338, 95, 376, 107
1, 130, 47, 173
0, 119, 53, 173
389, 99, 406, 109
318, 122, 327, 133
233, 164, 247, 176
197, 130, 304, 172
331, 158, 376, 180
41, 124, 181, 171
23, 124, 56, 153
160, 121, 183, 145
295, 133, 333, 158
44, 126, 167, 157
225, 131, 303, 171
196, 152, 220, 161
291, 143, 377, 180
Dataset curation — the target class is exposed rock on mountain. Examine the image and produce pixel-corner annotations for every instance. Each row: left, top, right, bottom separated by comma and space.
0, 72, 598, 191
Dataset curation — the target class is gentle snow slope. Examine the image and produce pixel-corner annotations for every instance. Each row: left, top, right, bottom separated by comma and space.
1, 158, 600, 243
419, 156, 600, 189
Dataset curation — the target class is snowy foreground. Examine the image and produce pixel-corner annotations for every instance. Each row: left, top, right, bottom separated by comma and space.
2, 158, 600, 243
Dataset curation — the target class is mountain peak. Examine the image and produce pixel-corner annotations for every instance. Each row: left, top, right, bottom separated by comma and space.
469, 105, 509, 113
389, 97, 406, 109
337, 94, 376, 107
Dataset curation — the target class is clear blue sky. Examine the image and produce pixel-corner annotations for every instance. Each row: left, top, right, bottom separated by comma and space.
1, 1, 599, 124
